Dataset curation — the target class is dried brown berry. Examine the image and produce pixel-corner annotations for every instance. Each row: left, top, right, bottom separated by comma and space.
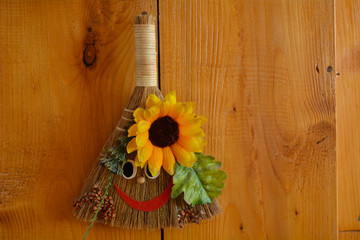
73, 184, 116, 221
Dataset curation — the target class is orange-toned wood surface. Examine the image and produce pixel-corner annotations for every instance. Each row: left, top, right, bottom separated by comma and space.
0, 0, 342, 239
336, 0, 360, 238
0, 0, 160, 239
340, 232, 360, 240
159, 0, 336, 239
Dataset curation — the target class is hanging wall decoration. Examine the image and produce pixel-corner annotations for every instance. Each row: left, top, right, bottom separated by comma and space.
73, 12, 226, 238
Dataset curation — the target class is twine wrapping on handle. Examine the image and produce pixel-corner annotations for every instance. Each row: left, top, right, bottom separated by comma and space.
134, 24, 157, 87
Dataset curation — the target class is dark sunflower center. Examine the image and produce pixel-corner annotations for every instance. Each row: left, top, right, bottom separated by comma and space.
148, 116, 179, 148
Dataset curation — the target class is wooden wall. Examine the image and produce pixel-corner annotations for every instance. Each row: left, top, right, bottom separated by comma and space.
337, 0, 360, 240
0, 0, 160, 239
0, 0, 356, 239
160, 0, 335, 239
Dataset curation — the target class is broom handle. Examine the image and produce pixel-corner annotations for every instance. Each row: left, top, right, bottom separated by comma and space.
134, 12, 157, 87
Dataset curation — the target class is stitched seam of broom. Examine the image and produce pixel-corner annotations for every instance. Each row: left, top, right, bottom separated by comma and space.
83, 173, 113, 240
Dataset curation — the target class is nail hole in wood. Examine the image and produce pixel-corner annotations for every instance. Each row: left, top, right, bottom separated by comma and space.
327, 66, 333, 72
240, 224, 244, 230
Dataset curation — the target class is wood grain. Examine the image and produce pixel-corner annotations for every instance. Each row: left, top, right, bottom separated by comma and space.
0, 0, 160, 239
340, 232, 360, 240
159, 0, 336, 239
336, 0, 360, 233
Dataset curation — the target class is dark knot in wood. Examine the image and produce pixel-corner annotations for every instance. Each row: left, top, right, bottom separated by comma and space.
83, 27, 97, 67
83, 44, 96, 67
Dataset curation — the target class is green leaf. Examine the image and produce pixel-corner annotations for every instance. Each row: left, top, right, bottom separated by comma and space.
171, 153, 227, 206
100, 135, 134, 175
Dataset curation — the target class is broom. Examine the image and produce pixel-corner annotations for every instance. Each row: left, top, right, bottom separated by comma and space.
73, 12, 222, 230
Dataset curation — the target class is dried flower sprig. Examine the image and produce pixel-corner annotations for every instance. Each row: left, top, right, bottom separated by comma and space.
82, 174, 113, 240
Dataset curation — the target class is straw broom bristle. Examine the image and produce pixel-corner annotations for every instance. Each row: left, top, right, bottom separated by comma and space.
73, 86, 222, 229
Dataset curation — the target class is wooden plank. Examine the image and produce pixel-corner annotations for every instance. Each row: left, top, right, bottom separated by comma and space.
0, 0, 160, 239
336, 0, 360, 232
159, 0, 336, 239
340, 232, 360, 240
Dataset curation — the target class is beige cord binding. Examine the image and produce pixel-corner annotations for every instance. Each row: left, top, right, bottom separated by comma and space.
116, 126, 126, 132
134, 24, 157, 87
121, 116, 133, 122
116, 108, 135, 132
124, 108, 134, 113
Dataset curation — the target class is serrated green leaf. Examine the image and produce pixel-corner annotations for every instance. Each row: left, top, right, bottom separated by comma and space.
171, 153, 227, 206
100, 135, 134, 175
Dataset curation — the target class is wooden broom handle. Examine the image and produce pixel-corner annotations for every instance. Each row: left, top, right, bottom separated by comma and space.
134, 12, 157, 87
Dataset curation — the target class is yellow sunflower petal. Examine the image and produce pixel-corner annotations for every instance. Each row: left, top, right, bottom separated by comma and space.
183, 102, 195, 114
177, 135, 202, 152
137, 120, 151, 133
134, 108, 145, 122
177, 114, 207, 126
148, 146, 163, 176
179, 125, 205, 138
144, 106, 160, 122
176, 113, 194, 125
189, 152, 197, 165
199, 138, 208, 148
168, 102, 184, 119
162, 146, 175, 175
127, 123, 138, 137
165, 91, 177, 106
171, 143, 196, 167
146, 94, 162, 108
135, 154, 146, 168
159, 101, 170, 117
127, 137, 138, 153
136, 132, 149, 148
137, 141, 153, 167
198, 115, 208, 124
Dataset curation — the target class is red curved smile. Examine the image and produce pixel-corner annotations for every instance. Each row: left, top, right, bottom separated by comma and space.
114, 178, 173, 212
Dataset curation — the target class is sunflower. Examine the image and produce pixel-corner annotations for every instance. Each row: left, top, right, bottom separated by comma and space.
126, 91, 207, 176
